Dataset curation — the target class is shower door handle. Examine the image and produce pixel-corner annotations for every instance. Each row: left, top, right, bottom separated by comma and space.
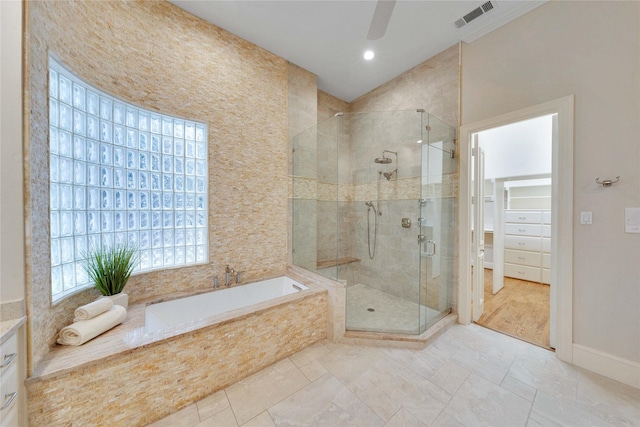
424, 240, 436, 256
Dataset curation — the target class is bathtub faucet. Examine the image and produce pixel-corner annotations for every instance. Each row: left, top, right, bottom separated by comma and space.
225, 265, 235, 287
236, 271, 245, 284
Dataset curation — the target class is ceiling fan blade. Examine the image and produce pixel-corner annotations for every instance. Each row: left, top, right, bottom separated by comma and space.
367, 0, 397, 40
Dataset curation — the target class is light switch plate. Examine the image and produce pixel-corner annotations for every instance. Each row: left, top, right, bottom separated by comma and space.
625, 207, 640, 233
580, 211, 592, 225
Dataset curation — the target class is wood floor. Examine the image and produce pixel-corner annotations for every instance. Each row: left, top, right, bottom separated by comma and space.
476, 268, 551, 349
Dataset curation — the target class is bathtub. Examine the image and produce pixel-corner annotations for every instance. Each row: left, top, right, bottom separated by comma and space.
145, 276, 309, 334
28, 273, 326, 426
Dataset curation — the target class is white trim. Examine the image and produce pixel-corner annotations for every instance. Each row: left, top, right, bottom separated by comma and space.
458, 95, 574, 363
573, 344, 640, 389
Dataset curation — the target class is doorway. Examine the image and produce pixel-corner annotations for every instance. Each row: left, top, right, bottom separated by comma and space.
472, 115, 554, 348
458, 96, 575, 363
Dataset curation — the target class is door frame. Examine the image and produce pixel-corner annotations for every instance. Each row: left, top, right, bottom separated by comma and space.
458, 95, 574, 363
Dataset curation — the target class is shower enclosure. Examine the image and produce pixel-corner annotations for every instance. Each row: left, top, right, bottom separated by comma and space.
291, 110, 456, 335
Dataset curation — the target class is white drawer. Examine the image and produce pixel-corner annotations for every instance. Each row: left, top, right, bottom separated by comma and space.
542, 211, 551, 224
505, 235, 542, 252
0, 334, 17, 377
506, 223, 541, 237
505, 211, 542, 224
542, 224, 551, 237
542, 268, 551, 285
505, 263, 541, 282
0, 404, 18, 427
505, 249, 541, 267
541, 237, 551, 253
542, 253, 551, 268
0, 363, 18, 420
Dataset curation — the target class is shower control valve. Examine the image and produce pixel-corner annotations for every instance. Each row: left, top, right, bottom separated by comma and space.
401, 218, 411, 228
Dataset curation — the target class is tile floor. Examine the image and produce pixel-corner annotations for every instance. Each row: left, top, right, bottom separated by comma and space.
149, 323, 640, 427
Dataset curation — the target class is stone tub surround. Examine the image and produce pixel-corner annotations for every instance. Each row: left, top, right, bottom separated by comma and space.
288, 265, 345, 342
26, 282, 327, 426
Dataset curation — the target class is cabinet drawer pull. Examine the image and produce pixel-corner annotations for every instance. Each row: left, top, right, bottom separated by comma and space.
518, 242, 525, 246
518, 257, 526, 260
518, 271, 526, 275
518, 228, 526, 232
1, 392, 17, 411
0, 353, 16, 368
518, 216, 526, 220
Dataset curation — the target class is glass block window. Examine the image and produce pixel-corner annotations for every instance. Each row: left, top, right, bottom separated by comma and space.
49, 56, 208, 302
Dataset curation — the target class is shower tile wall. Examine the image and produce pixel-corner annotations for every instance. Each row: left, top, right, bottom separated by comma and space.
288, 64, 318, 266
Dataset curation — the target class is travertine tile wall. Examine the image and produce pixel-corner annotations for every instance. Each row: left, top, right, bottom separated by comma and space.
350, 45, 460, 126
26, 0, 289, 370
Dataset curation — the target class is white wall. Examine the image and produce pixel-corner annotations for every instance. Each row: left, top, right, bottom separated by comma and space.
462, 1, 640, 364
478, 115, 552, 180
0, 0, 25, 303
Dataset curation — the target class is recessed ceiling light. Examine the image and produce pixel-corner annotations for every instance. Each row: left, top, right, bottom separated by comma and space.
363, 50, 375, 61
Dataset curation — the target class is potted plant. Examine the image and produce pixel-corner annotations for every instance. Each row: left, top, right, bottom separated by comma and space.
82, 244, 138, 309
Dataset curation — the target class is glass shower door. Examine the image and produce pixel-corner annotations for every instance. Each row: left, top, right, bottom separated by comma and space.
419, 114, 456, 333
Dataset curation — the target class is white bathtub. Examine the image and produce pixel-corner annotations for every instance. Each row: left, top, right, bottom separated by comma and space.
145, 276, 308, 333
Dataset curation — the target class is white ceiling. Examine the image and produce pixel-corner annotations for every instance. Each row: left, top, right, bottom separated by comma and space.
170, 0, 546, 102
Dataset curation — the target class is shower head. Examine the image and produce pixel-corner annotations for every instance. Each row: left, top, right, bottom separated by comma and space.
383, 169, 397, 181
374, 157, 393, 164
374, 150, 398, 164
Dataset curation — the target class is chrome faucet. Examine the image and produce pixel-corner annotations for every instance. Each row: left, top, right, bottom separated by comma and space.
235, 271, 245, 284
213, 275, 219, 288
225, 265, 234, 287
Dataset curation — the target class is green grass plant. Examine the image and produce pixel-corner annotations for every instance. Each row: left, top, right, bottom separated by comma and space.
82, 245, 139, 296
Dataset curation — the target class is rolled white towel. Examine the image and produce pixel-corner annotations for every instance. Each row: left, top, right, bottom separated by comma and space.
57, 305, 127, 346
74, 298, 114, 321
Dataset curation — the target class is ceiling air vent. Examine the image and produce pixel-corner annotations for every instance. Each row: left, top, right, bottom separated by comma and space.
454, 1, 496, 29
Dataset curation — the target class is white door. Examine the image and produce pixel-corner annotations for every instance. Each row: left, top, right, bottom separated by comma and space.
492, 179, 505, 294
549, 114, 558, 349
472, 137, 485, 322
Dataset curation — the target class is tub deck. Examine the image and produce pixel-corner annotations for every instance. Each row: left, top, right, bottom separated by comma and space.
29, 283, 326, 382
27, 281, 328, 426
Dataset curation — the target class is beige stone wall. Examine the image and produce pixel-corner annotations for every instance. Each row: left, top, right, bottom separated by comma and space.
26, 0, 288, 370
318, 90, 349, 122
26, 292, 327, 426
350, 44, 460, 127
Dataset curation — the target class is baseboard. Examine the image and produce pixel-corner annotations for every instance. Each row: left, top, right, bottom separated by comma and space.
572, 344, 640, 389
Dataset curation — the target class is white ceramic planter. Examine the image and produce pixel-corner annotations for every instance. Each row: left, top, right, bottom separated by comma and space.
105, 293, 128, 310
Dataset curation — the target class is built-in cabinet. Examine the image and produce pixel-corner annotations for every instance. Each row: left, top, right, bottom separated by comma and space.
0, 316, 26, 427
0, 331, 20, 426
504, 209, 551, 284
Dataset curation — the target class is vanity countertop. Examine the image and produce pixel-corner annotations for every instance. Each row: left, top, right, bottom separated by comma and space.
1, 316, 26, 344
